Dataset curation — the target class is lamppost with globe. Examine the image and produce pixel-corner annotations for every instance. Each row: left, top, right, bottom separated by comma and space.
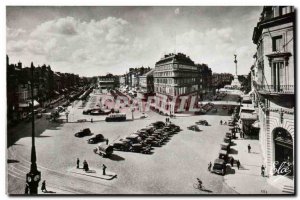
26, 63, 41, 194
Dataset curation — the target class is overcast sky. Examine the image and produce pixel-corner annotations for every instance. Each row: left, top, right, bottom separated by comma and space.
7, 6, 262, 77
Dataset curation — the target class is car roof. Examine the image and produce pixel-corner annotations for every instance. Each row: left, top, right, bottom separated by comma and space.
214, 158, 225, 164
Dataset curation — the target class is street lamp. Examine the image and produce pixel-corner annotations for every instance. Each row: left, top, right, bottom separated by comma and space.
26, 63, 41, 194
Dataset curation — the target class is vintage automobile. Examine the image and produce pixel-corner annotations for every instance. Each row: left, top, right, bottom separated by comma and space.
224, 136, 231, 143
93, 144, 114, 157
225, 132, 233, 139
129, 143, 151, 154
135, 131, 149, 139
211, 108, 218, 113
75, 128, 91, 137
187, 125, 201, 132
105, 113, 126, 122
144, 137, 161, 147
219, 150, 229, 161
149, 121, 165, 129
167, 123, 181, 132
90, 109, 111, 115
212, 158, 226, 176
111, 140, 130, 151
220, 142, 230, 152
126, 134, 143, 144
195, 120, 209, 126
88, 134, 106, 144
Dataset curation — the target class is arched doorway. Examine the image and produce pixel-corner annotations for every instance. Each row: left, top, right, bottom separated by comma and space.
273, 127, 293, 176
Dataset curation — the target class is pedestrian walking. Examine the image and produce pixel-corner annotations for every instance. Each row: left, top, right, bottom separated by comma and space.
220, 120, 223, 125
261, 165, 265, 177
41, 180, 47, 193
102, 164, 107, 175
76, 158, 80, 169
237, 160, 240, 169
230, 158, 234, 167
106, 139, 109, 145
248, 144, 251, 153
91, 118, 93, 123
25, 183, 29, 194
208, 162, 212, 172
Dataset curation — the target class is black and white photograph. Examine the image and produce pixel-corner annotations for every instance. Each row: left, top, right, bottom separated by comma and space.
5, 4, 295, 195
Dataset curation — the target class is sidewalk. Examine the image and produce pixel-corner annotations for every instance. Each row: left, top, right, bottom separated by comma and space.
224, 138, 283, 194
67, 167, 117, 180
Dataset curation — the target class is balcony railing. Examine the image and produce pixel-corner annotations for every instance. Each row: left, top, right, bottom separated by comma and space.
253, 81, 294, 94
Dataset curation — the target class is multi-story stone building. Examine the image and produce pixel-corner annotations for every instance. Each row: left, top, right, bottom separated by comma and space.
252, 6, 295, 182
98, 74, 118, 90
153, 53, 202, 114
197, 64, 213, 100
137, 69, 155, 100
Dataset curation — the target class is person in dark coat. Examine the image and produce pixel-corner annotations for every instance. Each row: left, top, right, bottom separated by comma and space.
102, 164, 107, 175
208, 162, 212, 172
41, 180, 47, 193
77, 158, 80, 169
220, 120, 223, 125
83, 160, 88, 171
248, 144, 251, 153
230, 158, 234, 167
237, 160, 240, 169
106, 139, 109, 145
261, 165, 265, 177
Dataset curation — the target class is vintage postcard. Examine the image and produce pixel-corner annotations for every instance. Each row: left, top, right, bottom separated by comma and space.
6, 6, 295, 195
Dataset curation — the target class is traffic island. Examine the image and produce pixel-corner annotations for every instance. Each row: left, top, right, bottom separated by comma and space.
67, 167, 117, 180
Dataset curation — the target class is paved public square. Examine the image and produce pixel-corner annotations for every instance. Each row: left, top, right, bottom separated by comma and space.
6, 93, 280, 195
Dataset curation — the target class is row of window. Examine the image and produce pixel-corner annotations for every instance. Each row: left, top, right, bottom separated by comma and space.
154, 78, 201, 85
154, 85, 199, 96
155, 64, 198, 71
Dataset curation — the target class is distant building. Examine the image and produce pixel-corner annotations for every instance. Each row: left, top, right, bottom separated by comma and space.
98, 74, 118, 90
252, 6, 295, 181
197, 64, 213, 100
124, 67, 152, 89
137, 69, 155, 100
212, 73, 234, 90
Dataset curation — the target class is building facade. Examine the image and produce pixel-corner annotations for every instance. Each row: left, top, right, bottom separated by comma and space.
7, 55, 88, 123
153, 53, 202, 114
97, 74, 118, 90
252, 6, 295, 179
137, 69, 155, 100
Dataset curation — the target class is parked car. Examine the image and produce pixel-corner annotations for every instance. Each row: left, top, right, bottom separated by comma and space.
129, 143, 151, 154
167, 123, 180, 132
111, 140, 130, 151
75, 128, 91, 137
105, 113, 126, 122
187, 125, 201, 132
150, 121, 165, 129
195, 120, 209, 126
219, 150, 229, 161
88, 134, 106, 144
212, 158, 226, 176
93, 144, 114, 157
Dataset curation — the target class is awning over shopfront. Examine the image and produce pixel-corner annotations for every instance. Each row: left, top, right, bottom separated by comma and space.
19, 100, 40, 108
